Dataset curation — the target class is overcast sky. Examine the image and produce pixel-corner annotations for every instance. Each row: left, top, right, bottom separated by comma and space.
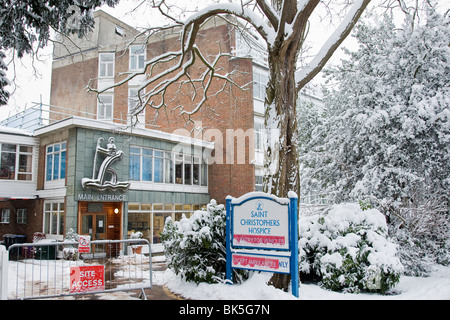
2, 0, 437, 122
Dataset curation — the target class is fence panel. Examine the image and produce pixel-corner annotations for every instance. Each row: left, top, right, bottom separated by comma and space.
3, 239, 152, 300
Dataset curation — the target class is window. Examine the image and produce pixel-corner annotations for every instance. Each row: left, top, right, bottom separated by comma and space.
130, 147, 141, 181
255, 175, 263, 192
253, 71, 268, 100
43, 202, 65, 236
201, 162, 208, 186
255, 122, 264, 151
0, 143, 33, 180
128, 88, 145, 124
193, 157, 200, 186
175, 153, 183, 184
97, 94, 113, 120
142, 148, 153, 181
17, 209, 27, 224
46, 142, 66, 181
128, 202, 206, 244
164, 152, 174, 184
18, 146, 33, 180
1, 144, 16, 179
99, 53, 115, 78
128, 88, 140, 114
184, 155, 191, 185
130, 45, 146, 71
1, 209, 10, 224
154, 151, 164, 183
130, 147, 207, 186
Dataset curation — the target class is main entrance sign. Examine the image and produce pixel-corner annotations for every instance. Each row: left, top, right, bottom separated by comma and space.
226, 191, 299, 298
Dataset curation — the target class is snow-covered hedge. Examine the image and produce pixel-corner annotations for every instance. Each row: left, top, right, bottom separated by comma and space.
299, 203, 403, 294
161, 200, 248, 284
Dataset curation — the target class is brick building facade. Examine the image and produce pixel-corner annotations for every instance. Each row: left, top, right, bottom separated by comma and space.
1, 10, 262, 246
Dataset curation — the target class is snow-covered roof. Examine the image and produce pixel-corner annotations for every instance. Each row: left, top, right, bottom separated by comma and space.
0, 126, 34, 136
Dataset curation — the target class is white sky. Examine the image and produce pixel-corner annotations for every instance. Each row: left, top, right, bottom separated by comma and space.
2, 0, 436, 121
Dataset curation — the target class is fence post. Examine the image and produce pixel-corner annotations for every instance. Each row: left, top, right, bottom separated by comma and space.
0, 245, 8, 300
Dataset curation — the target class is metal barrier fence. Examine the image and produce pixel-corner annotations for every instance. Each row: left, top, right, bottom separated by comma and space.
1, 239, 152, 300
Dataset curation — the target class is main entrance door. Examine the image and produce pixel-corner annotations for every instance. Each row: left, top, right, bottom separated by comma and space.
81, 213, 107, 241
78, 201, 122, 256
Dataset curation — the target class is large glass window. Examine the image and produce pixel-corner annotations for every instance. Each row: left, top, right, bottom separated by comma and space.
46, 142, 66, 181
128, 203, 205, 244
0, 143, 33, 180
43, 201, 65, 236
130, 146, 207, 186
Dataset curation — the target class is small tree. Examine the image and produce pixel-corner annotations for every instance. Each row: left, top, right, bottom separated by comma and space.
161, 200, 248, 284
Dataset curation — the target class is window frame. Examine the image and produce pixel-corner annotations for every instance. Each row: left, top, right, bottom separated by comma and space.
1, 208, 10, 224
97, 94, 114, 120
129, 45, 146, 71
45, 141, 67, 182
17, 208, 27, 224
43, 201, 65, 236
253, 71, 268, 101
0, 143, 34, 181
98, 52, 115, 78
130, 146, 207, 186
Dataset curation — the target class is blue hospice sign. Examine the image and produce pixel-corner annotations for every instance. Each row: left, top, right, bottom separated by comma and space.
225, 191, 299, 298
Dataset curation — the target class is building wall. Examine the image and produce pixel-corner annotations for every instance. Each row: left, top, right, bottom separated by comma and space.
66, 127, 210, 233
50, 13, 256, 204
0, 199, 43, 243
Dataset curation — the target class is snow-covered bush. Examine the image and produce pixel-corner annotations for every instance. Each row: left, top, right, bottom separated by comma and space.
299, 203, 403, 294
63, 228, 79, 261
383, 195, 450, 276
161, 200, 248, 284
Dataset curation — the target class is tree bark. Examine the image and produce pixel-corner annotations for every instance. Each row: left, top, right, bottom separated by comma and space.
263, 13, 302, 291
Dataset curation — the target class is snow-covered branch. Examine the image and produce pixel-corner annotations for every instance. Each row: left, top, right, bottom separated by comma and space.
295, 0, 371, 91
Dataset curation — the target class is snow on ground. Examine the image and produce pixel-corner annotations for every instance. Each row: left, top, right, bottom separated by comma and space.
4, 243, 450, 300
154, 264, 450, 300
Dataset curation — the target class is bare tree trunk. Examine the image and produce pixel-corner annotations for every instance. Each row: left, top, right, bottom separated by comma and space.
263, 24, 301, 292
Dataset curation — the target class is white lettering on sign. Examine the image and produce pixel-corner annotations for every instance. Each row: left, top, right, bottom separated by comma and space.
70, 266, 105, 293
77, 193, 127, 202
232, 198, 289, 250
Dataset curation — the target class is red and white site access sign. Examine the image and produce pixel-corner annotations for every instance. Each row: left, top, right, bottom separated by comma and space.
70, 265, 105, 293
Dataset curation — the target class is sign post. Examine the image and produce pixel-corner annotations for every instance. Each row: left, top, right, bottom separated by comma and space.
226, 192, 299, 298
